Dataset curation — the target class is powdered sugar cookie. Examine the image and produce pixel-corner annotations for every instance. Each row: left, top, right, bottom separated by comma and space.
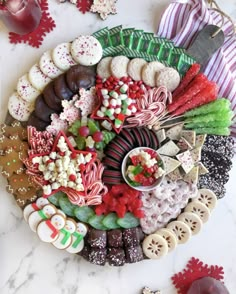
37, 214, 66, 243
17, 74, 40, 103
52, 42, 77, 71
71, 35, 103, 66
28, 63, 52, 92
110, 56, 130, 78
96, 57, 113, 79
52, 218, 76, 250
8, 92, 34, 121
142, 61, 165, 87
39, 50, 63, 79
23, 197, 49, 222
128, 58, 147, 81
156, 67, 180, 92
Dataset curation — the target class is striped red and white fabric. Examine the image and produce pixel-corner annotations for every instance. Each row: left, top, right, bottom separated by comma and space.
157, 0, 236, 136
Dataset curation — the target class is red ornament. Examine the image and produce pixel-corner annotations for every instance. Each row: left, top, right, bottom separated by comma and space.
9, 0, 56, 48
171, 257, 225, 294
69, 174, 76, 182
77, 0, 93, 14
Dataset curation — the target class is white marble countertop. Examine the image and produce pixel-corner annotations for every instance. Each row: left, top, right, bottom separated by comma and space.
0, 1, 236, 293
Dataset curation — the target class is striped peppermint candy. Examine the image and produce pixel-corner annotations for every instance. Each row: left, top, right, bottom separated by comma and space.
157, 0, 236, 136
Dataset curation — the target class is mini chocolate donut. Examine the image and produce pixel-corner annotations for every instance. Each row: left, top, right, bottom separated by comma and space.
187, 277, 229, 294
27, 111, 49, 131
66, 64, 96, 93
34, 95, 56, 122
53, 74, 74, 101
43, 81, 62, 112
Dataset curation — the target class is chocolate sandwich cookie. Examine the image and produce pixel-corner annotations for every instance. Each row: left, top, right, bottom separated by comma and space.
103, 169, 124, 185
27, 111, 49, 131
66, 64, 96, 93
43, 81, 62, 112
54, 74, 74, 101
34, 95, 56, 122
149, 129, 159, 149
140, 127, 152, 147
119, 128, 136, 147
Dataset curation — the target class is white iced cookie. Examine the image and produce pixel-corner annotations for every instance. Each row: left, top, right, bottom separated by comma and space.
23, 197, 49, 222
155, 228, 178, 252
142, 61, 165, 87
156, 67, 180, 92
52, 42, 76, 71
177, 212, 203, 235
71, 35, 103, 66
37, 214, 66, 243
110, 56, 130, 78
184, 201, 210, 223
96, 57, 113, 79
28, 204, 57, 232
28, 63, 52, 92
8, 92, 34, 121
128, 58, 147, 81
39, 50, 63, 79
142, 234, 168, 259
17, 74, 40, 103
195, 189, 217, 211
52, 218, 77, 250
167, 220, 192, 244
66, 222, 88, 254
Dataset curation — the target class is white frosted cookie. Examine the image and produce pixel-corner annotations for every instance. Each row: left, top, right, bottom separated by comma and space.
156, 67, 180, 92
8, 92, 34, 121
110, 56, 130, 78
39, 50, 63, 79
71, 35, 103, 66
52, 42, 76, 71
17, 74, 40, 103
97, 57, 113, 79
28, 63, 52, 91
142, 61, 165, 87
52, 218, 76, 250
128, 58, 147, 81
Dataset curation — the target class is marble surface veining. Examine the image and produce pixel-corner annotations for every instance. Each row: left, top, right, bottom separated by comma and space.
0, 0, 236, 293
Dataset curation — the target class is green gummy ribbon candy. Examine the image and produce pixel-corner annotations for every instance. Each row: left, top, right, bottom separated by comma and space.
88, 119, 99, 135
102, 213, 121, 229
74, 206, 95, 223
75, 136, 86, 150
117, 212, 140, 229
48, 191, 65, 207
58, 194, 77, 217
88, 215, 107, 230
68, 120, 81, 136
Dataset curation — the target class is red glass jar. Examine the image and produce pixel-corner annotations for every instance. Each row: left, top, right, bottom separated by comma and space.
0, 0, 42, 35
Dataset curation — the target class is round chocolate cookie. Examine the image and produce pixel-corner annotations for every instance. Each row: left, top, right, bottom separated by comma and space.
187, 277, 229, 294
27, 111, 49, 131
34, 95, 56, 122
43, 81, 63, 112
54, 74, 74, 101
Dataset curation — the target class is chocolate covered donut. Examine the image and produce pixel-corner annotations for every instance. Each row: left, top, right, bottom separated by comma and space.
34, 95, 56, 122
54, 74, 74, 100
43, 81, 63, 112
27, 111, 49, 131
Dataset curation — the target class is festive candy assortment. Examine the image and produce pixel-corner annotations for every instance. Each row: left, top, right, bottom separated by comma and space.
0, 26, 234, 266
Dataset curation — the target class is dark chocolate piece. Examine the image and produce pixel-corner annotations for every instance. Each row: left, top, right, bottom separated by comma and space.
107, 248, 126, 266
88, 248, 107, 266
87, 229, 107, 249
125, 245, 144, 263
27, 111, 49, 131
107, 229, 123, 248
123, 228, 140, 248
34, 95, 56, 122
54, 74, 74, 101
78, 245, 90, 261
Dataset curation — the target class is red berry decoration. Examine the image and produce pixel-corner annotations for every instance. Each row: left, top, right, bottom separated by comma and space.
92, 131, 103, 142
69, 174, 76, 182
78, 126, 90, 137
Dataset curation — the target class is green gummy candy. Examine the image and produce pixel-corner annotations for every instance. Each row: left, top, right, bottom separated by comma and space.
184, 98, 230, 118
74, 206, 95, 223
59, 194, 77, 217
75, 136, 86, 150
102, 213, 121, 229
68, 120, 81, 136
48, 191, 65, 207
88, 215, 107, 230
102, 130, 116, 144
88, 119, 99, 135
95, 141, 105, 150
194, 127, 230, 136
117, 212, 140, 229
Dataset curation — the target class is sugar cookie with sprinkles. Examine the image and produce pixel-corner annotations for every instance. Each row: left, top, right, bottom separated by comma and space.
1, 26, 234, 266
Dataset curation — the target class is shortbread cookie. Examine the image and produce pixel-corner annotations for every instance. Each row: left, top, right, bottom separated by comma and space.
142, 234, 168, 259
110, 56, 130, 78
52, 42, 77, 71
8, 92, 34, 121
177, 212, 202, 235
71, 35, 103, 66
167, 221, 192, 244
39, 50, 63, 79
97, 57, 113, 79
128, 58, 147, 81
142, 61, 165, 87
28, 63, 52, 92
156, 67, 180, 92
17, 74, 40, 102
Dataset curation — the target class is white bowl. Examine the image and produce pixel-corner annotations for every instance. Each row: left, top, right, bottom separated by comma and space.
121, 147, 165, 192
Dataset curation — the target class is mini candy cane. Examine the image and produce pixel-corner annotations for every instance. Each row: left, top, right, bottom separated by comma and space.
126, 86, 172, 128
